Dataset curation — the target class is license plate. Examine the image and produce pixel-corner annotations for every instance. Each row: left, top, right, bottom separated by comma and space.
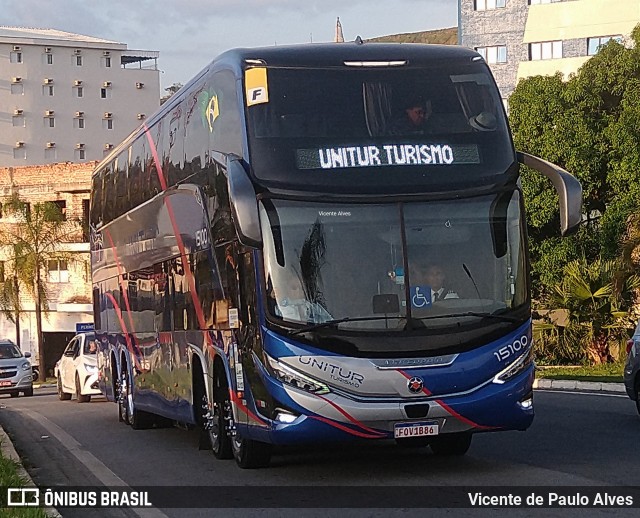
394, 421, 439, 439
0, 380, 12, 387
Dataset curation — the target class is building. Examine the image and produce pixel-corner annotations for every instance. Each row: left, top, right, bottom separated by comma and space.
0, 162, 95, 374
0, 26, 160, 167
459, 0, 640, 104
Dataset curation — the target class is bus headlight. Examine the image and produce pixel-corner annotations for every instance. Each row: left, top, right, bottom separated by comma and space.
265, 354, 330, 395
493, 348, 534, 385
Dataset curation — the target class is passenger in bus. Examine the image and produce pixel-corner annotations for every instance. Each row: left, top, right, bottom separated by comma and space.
411, 262, 459, 302
271, 271, 332, 323
389, 97, 432, 135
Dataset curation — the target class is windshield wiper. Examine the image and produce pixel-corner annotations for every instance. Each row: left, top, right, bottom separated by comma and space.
415, 311, 521, 323
289, 316, 395, 335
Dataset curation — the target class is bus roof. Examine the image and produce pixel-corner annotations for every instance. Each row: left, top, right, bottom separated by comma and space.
215, 42, 479, 69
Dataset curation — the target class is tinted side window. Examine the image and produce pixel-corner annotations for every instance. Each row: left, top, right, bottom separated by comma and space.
210, 69, 242, 156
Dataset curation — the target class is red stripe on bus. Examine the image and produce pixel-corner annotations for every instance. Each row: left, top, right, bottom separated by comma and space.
103, 292, 142, 371
143, 124, 168, 191
308, 415, 387, 439
314, 393, 386, 436
396, 369, 495, 430
229, 389, 267, 426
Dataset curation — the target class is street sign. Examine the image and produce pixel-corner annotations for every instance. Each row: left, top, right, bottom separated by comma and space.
76, 322, 94, 333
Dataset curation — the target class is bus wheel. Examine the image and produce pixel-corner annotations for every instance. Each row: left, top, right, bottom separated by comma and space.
429, 433, 472, 456
121, 368, 152, 430
118, 371, 129, 424
231, 433, 272, 469
206, 376, 233, 459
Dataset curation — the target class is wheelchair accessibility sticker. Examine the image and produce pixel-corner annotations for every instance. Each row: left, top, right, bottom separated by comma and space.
411, 286, 433, 309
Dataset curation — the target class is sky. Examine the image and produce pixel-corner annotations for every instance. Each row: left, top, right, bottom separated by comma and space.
0, 0, 458, 91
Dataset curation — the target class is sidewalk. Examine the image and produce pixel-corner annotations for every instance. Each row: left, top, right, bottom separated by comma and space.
533, 378, 626, 393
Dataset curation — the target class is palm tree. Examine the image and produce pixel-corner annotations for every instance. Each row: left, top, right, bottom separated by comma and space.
0, 195, 80, 374
0, 244, 24, 348
550, 256, 638, 363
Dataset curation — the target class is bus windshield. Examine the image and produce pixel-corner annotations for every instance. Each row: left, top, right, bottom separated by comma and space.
246, 62, 514, 191
260, 191, 527, 337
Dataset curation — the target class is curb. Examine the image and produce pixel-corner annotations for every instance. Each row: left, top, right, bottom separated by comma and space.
533, 378, 627, 393
0, 425, 62, 518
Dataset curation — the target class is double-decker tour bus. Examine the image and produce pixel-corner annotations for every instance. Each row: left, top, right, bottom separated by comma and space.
90, 42, 582, 468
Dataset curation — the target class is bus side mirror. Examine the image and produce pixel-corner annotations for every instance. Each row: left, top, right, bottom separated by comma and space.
517, 152, 582, 236
227, 157, 262, 248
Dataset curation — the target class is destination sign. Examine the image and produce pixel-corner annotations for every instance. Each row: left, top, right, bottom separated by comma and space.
296, 143, 480, 170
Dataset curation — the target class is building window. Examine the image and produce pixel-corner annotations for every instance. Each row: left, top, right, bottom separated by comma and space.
76, 55, 83, 66
103, 118, 114, 130
100, 88, 113, 99
46, 53, 53, 65
43, 85, 55, 96
52, 200, 67, 220
75, 86, 84, 98
48, 260, 69, 283
475, 45, 507, 64
10, 51, 23, 63
475, 0, 506, 10
78, 149, 86, 160
104, 56, 112, 68
11, 83, 24, 95
74, 117, 85, 130
44, 117, 55, 128
587, 35, 623, 56
529, 41, 563, 60
45, 147, 57, 161
13, 147, 26, 160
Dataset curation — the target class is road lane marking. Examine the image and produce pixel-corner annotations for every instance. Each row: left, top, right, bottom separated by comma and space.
22, 409, 170, 518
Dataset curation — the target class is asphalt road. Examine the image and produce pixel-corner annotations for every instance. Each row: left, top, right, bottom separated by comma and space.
1, 387, 640, 517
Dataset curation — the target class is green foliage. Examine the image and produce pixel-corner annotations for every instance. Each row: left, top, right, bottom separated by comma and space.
0, 194, 80, 368
511, 26, 640, 304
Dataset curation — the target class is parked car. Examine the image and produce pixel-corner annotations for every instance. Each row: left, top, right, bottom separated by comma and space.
624, 319, 640, 414
54, 333, 100, 403
0, 339, 34, 397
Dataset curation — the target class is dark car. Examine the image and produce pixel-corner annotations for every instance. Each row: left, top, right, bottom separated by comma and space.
0, 339, 34, 397
624, 320, 640, 413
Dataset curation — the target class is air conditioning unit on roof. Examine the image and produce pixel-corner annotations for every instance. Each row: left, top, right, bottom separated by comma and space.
44, 47, 52, 53
13, 45, 21, 51
103, 50, 111, 56
74, 49, 82, 55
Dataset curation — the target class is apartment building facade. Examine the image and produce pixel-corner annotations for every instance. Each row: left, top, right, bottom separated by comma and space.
459, 0, 640, 103
0, 162, 95, 373
0, 26, 160, 167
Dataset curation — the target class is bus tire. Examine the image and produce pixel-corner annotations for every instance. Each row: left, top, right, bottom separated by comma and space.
120, 367, 153, 430
209, 374, 233, 459
232, 434, 272, 469
429, 433, 472, 456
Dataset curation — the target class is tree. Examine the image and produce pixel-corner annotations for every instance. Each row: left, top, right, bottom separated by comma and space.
0, 195, 80, 374
0, 244, 25, 348
161, 82, 183, 105
510, 25, 640, 301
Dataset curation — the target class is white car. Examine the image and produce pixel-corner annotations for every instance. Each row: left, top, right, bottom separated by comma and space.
55, 333, 100, 403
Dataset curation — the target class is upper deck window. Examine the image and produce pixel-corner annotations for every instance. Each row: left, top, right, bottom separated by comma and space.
245, 62, 514, 192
